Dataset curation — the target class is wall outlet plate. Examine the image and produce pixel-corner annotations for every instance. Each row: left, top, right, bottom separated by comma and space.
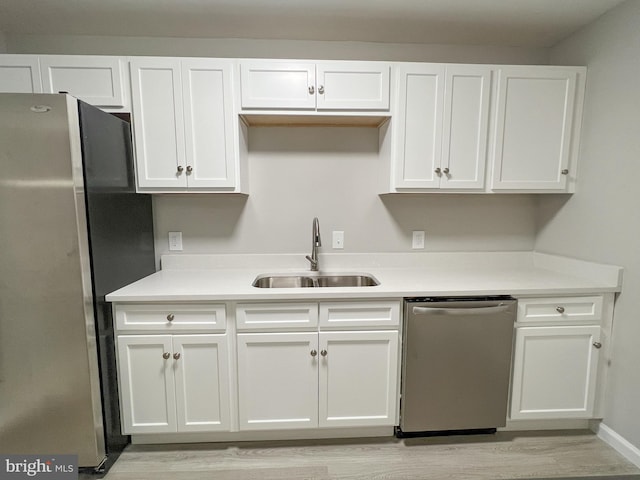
332, 231, 345, 249
412, 230, 425, 249
168, 231, 183, 251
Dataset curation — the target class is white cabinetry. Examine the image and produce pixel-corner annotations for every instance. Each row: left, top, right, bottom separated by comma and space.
114, 304, 231, 434
240, 60, 390, 111
0, 54, 128, 110
491, 66, 585, 192
130, 57, 244, 193
0, 55, 42, 93
235, 301, 400, 431
510, 295, 606, 420
40, 55, 129, 109
391, 64, 491, 191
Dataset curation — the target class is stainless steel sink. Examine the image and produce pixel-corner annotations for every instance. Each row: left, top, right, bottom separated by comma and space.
252, 273, 380, 288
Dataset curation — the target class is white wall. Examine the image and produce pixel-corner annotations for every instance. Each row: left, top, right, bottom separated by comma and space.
540, 0, 640, 450
0, 31, 7, 52
4, 33, 549, 64
153, 127, 537, 257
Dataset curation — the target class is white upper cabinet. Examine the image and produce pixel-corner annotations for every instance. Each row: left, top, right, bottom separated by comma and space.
240, 60, 390, 112
392, 64, 491, 191
130, 58, 187, 190
240, 62, 316, 110
0, 55, 42, 93
0, 54, 128, 109
39, 55, 129, 109
130, 57, 244, 193
491, 66, 585, 192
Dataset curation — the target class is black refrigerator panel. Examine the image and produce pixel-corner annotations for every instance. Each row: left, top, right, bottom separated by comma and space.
77, 101, 156, 458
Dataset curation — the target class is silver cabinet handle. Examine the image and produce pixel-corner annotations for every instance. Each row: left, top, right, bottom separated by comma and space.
412, 304, 511, 316
167, 313, 175, 322
173, 352, 181, 360
162, 352, 171, 360
318, 85, 325, 94
320, 349, 328, 357
443, 167, 450, 174
186, 165, 193, 173
177, 165, 184, 174
556, 306, 565, 313
593, 342, 602, 349
310, 349, 318, 357
561, 169, 569, 175
308, 85, 315, 95
434, 167, 442, 175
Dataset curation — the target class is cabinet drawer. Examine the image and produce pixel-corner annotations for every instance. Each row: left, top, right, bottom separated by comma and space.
236, 303, 318, 331
115, 304, 226, 332
517, 296, 603, 324
319, 301, 400, 330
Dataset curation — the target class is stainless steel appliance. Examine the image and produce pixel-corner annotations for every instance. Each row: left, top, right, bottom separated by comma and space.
399, 297, 516, 434
0, 94, 155, 469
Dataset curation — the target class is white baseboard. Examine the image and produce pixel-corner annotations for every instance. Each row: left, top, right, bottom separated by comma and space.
593, 422, 640, 468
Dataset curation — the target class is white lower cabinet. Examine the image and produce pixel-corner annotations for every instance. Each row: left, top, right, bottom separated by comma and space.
236, 300, 400, 431
510, 324, 602, 420
237, 330, 399, 431
236, 332, 319, 430
117, 334, 231, 434
318, 331, 398, 427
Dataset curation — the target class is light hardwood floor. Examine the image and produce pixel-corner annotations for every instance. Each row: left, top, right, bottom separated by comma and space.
99, 430, 640, 480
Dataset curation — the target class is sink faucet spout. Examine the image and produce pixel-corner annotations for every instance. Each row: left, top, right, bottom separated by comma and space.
305, 217, 322, 271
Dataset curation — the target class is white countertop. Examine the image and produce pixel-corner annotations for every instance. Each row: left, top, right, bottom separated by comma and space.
105, 252, 623, 302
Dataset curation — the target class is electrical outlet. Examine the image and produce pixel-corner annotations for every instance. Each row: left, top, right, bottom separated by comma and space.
168, 231, 183, 251
412, 230, 425, 249
332, 231, 345, 249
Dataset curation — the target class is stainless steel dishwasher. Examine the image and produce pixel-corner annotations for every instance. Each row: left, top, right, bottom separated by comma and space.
399, 297, 516, 435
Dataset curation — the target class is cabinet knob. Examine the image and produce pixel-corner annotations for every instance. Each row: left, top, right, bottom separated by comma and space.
162, 352, 171, 360
173, 352, 181, 360
434, 168, 442, 175
167, 313, 175, 322
186, 165, 193, 173
593, 342, 602, 349
320, 349, 328, 357
308, 85, 315, 95
443, 167, 450, 175
310, 349, 318, 357
561, 169, 569, 175
177, 165, 184, 174
318, 85, 325, 95
556, 306, 565, 314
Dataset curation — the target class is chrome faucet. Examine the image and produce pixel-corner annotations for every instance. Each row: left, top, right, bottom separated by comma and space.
305, 217, 322, 271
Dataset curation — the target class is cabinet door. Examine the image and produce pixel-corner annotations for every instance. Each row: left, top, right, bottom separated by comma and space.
440, 65, 491, 190
117, 335, 177, 434
510, 325, 601, 420
173, 335, 231, 432
40, 55, 128, 108
0, 55, 42, 93
393, 64, 445, 189
492, 67, 578, 191
316, 62, 390, 111
318, 331, 399, 428
130, 58, 187, 190
240, 61, 316, 110
237, 332, 318, 430
181, 59, 237, 189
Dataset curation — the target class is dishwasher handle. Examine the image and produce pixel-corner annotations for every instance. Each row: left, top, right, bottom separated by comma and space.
412, 304, 512, 316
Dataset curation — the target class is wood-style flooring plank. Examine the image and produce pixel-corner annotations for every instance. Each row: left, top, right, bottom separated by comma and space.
101, 431, 640, 480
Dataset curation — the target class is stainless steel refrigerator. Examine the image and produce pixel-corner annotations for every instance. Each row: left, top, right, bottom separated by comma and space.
0, 94, 155, 470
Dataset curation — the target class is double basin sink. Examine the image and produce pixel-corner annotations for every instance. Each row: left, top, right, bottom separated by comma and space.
253, 273, 380, 288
